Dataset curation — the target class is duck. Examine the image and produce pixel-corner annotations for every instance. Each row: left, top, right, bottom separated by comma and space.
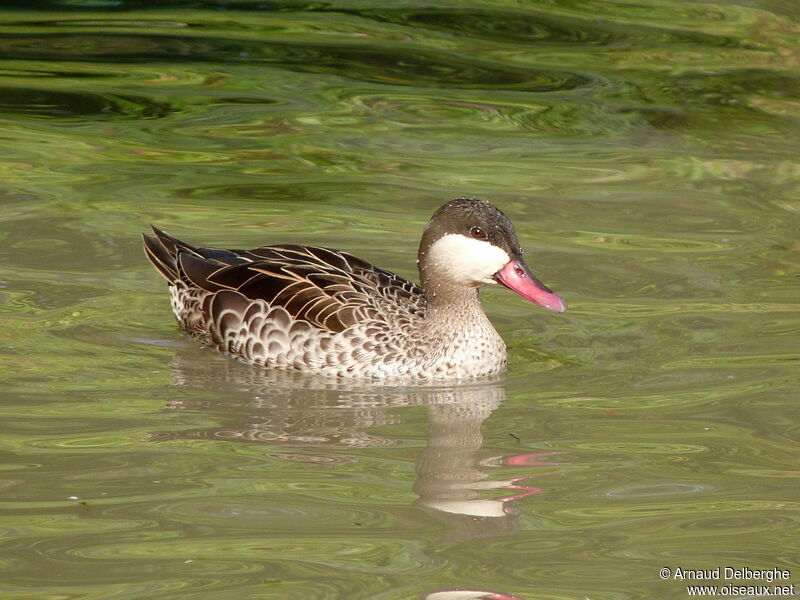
142, 197, 565, 380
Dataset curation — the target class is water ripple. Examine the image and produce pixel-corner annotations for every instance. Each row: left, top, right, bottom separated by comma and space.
0, 33, 591, 92
0, 85, 173, 120
1, 2, 799, 599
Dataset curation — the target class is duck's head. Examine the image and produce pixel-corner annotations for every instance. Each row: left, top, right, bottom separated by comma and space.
418, 197, 566, 312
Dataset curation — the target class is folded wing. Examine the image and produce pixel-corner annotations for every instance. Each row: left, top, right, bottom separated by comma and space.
142, 226, 425, 334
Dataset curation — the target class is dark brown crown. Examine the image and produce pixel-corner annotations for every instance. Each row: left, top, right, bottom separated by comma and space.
418, 197, 522, 265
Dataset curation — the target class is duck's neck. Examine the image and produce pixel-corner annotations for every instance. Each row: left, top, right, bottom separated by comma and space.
418, 281, 506, 377
422, 282, 488, 327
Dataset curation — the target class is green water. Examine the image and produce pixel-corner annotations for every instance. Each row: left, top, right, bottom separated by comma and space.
1, 1, 798, 598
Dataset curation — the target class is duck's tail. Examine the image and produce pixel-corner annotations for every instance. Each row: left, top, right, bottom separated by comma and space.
142, 225, 201, 283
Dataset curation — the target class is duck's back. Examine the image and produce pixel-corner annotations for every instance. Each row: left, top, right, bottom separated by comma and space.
143, 227, 430, 377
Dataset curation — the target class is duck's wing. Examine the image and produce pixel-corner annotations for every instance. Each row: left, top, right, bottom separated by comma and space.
142, 226, 426, 333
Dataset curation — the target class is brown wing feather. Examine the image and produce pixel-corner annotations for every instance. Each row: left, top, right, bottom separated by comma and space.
143, 228, 426, 334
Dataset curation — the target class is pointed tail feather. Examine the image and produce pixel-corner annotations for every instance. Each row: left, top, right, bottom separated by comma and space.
142, 231, 179, 282
149, 225, 200, 255
142, 225, 204, 282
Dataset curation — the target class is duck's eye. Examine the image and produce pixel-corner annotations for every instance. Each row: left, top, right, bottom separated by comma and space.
469, 226, 487, 240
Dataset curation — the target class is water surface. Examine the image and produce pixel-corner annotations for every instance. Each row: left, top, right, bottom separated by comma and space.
1, 1, 798, 599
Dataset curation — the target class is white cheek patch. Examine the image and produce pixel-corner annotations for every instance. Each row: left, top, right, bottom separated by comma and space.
426, 233, 511, 285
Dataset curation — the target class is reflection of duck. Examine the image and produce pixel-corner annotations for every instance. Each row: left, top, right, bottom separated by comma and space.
157, 347, 506, 450
159, 352, 567, 543
415, 397, 567, 543
143, 198, 565, 379
424, 591, 524, 600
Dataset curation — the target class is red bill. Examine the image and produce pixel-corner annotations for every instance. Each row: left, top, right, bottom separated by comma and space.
494, 259, 566, 313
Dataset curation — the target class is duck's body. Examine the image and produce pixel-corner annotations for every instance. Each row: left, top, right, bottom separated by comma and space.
143, 198, 564, 380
